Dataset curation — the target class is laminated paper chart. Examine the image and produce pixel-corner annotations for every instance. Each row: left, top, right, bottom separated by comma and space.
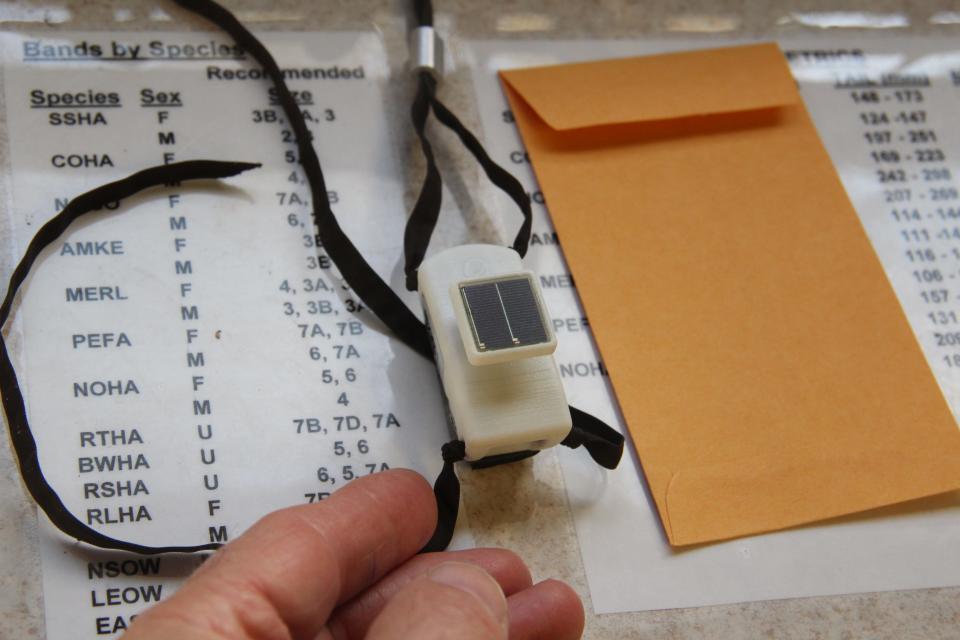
1, 29, 960, 639
0, 31, 461, 639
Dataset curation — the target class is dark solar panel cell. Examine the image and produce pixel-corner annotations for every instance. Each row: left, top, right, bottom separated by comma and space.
498, 278, 548, 345
460, 277, 549, 352
461, 282, 514, 350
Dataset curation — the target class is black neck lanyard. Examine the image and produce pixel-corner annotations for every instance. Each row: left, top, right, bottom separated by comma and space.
0, 0, 624, 556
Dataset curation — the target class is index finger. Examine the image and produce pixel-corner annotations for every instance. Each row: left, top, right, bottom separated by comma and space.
134, 469, 437, 640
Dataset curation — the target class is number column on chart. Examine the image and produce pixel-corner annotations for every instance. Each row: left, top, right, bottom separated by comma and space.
851, 77, 960, 371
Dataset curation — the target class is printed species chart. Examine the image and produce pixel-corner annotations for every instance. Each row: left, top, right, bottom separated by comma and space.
467, 36, 960, 613
1, 31, 457, 638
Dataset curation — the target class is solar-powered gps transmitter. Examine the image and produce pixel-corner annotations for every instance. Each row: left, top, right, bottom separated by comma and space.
418, 244, 571, 461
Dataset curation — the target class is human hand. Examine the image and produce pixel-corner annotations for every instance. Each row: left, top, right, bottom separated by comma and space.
123, 469, 584, 639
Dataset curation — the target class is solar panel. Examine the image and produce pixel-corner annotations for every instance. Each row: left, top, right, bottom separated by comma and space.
459, 276, 549, 352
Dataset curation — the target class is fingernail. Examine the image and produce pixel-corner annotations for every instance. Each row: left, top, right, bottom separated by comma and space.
429, 562, 507, 626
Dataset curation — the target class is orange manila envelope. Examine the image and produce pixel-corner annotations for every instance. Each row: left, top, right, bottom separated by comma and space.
500, 43, 960, 546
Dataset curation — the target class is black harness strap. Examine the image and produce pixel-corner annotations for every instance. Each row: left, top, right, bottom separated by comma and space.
403, 72, 445, 291
0, 161, 260, 554
564, 407, 625, 470
402, 70, 532, 291
428, 85, 532, 259
420, 439, 465, 553
421, 405, 626, 553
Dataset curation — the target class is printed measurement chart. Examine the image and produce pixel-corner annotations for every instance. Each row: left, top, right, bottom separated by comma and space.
466, 36, 960, 613
0, 31, 460, 638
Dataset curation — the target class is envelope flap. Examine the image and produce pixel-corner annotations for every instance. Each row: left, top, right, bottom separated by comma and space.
499, 43, 800, 131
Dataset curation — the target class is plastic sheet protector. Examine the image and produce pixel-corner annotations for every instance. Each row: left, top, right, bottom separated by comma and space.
1, 29, 959, 639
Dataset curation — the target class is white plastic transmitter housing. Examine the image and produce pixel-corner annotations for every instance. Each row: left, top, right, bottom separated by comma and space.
419, 244, 572, 461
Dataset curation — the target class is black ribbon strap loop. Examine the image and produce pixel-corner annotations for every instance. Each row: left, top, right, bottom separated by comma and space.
402, 69, 533, 291
428, 92, 532, 258
1, 160, 260, 554
420, 439, 466, 553
422, 405, 626, 553
563, 406, 626, 470
403, 72, 445, 291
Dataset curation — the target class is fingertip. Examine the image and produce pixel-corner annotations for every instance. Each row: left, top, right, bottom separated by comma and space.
507, 579, 585, 640
356, 468, 437, 548
541, 579, 585, 632
366, 468, 436, 515
366, 561, 509, 640
418, 548, 532, 591
375, 467, 434, 495
429, 562, 508, 627
537, 578, 582, 603
472, 548, 533, 594
327, 548, 532, 638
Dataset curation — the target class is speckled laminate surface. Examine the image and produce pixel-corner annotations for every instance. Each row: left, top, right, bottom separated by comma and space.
1, 2, 959, 638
